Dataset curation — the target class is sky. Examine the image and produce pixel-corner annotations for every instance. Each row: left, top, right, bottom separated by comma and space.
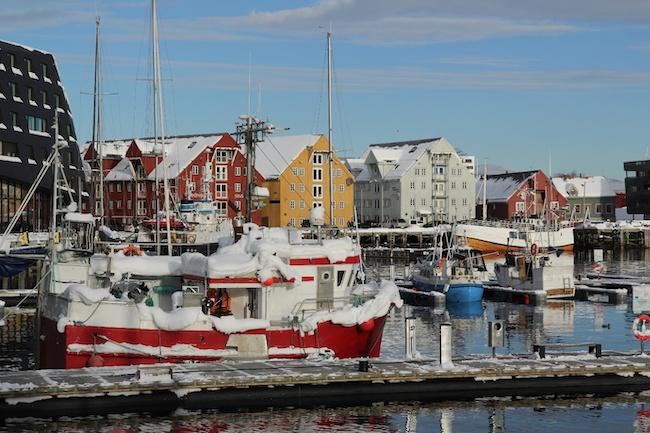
3, 0, 650, 178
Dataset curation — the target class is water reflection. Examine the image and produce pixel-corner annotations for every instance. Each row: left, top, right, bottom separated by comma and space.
3, 396, 650, 433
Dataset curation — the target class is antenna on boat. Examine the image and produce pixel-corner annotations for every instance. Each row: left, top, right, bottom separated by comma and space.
482, 159, 487, 221
91, 16, 105, 226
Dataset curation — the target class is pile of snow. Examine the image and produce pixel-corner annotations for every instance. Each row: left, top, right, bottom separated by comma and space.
300, 280, 403, 333
99, 225, 122, 241
60, 284, 113, 305
107, 252, 182, 282
210, 315, 270, 334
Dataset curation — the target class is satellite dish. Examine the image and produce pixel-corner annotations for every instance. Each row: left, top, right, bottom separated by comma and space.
566, 183, 578, 197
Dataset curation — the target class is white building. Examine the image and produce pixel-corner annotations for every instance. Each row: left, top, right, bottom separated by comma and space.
354, 137, 476, 224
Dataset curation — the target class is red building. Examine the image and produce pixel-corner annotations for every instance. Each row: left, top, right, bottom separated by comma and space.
84, 133, 263, 228
476, 170, 568, 220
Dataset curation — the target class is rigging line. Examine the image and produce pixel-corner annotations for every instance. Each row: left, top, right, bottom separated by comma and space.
311, 48, 328, 134
332, 55, 349, 156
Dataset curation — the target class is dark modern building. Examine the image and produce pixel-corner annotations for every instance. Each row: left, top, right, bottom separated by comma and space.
624, 159, 650, 218
0, 40, 83, 231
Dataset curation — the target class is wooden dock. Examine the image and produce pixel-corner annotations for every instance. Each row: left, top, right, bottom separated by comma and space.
574, 225, 650, 249
2, 353, 650, 418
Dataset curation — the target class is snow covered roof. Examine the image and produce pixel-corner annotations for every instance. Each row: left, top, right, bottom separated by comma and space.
0, 40, 51, 56
254, 134, 321, 179
105, 157, 136, 182
356, 137, 452, 182
147, 134, 224, 181
344, 158, 366, 178
552, 176, 624, 199
476, 170, 537, 203
86, 139, 133, 158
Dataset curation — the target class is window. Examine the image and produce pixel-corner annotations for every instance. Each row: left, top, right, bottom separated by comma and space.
462, 181, 467, 190
215, 166, 227, 180
137, 183, 145, 193
26, 58, 33, 74
551, 201, 559, 210
300, 183, 305, 192
313, 153, 323, 165
27, 116, 46, 132
339, 184, 344, 192
574, 204, 581, 213
9, 82, 18, 99
421, 198, 426, 206
409, 198, 415, 206
215, 150, 229, 163
127, 183, 132, 192
300, 200, 305, 209
127, 200, 132, 210
41, 63, 49, 80
235, 166, 241, 176
290, 183, 295, 192
298, 167, 305, 176
292, 168, 298, 176
40, 90, 47, 106
27, 87, 34, 103
9, 53, 16, 68
451, 198, 456, 206
11, 112, 19, 129
191, 165, 199, 175
289, 217, 296, 226
313, 168, 323, 181
595, 203, 602, 214
336, 168, 343, 177
339, 217, 344, 226
410, 182, 415, 189
434, 166, 445, 175
421, 181, 426, 189
215, 201, 227, 216
54, 94, 60, 109
109, 184, 114, 193
289, 200, 296, 209
116, 200, 122, 209
235, 183, 241, 192
422, 168, 426, 175
339, 201, 344, 209
116, 183, 122, 192
215, 184, 227, 198
462, 198, 467, 206
313, 202, 323, 208
109, 201, 114, 210
337, 270, 346, 286
516, 201, 525, 212
313, 185, 323, 198
0, 141, 18, 157
451, 182, 456, 189
234, 201, 241, 211
606, 204, 613, 214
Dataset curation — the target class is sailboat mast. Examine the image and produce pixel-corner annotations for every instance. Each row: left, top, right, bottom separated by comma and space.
91, 17, 105, 225
327, 31, 335, 226
151, 0, 172, 255
482, 159, 487, 220
52, 116, 60, 244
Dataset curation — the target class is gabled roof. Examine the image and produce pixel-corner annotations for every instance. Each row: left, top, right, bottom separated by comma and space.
476, 170, 537, 203
105, 157, 136, 182
254, 134, 321, 179
356, 137, 451, 182
146, 134, 225, 181
552, 176, 625, 199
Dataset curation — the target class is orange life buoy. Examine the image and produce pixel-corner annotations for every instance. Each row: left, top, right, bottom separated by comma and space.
437, 257, 446, 269
530, 243, 538, 255
123, 244, 143, 256
633, 314, 650, 342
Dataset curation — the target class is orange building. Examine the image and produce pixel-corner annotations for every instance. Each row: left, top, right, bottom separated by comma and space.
255, 134, 354, 228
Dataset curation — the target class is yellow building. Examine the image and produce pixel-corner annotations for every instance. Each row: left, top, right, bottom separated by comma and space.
255, 134, 354, 228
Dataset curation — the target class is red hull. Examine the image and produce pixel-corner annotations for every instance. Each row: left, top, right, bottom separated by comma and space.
39, 315, 388, 369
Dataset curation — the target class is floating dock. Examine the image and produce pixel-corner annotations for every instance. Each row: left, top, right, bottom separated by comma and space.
2, 352, 650, 418
398, 286, 446, 308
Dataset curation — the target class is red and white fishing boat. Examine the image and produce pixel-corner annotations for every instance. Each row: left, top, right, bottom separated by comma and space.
38, 212, 401, 369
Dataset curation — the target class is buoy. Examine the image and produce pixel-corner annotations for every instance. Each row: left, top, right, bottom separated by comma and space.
263, 277, 274, 287
633, 314, 650, 342
359, 319, 375, 332
87, 354, 104, 367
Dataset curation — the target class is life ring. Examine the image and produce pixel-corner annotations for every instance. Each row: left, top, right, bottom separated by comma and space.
530, 243, 538, 255
187, 233, 197, 244
123, 244, 143, 256
633, 314, 650, 342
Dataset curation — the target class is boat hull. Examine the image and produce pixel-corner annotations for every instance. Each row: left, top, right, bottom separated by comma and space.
411, 278, 484, 303
39, 315, 388, 369
457, 223, 574, 253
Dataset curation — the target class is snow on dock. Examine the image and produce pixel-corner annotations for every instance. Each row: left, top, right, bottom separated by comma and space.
2, 353, 650, 417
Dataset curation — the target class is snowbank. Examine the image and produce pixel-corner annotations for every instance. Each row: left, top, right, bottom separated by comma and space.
300, 280, 403, 333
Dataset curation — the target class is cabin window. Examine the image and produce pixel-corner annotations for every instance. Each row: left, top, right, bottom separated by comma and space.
337, 270, 346, 287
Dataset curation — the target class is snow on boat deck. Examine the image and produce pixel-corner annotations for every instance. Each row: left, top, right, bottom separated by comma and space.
2, 353, 650, 417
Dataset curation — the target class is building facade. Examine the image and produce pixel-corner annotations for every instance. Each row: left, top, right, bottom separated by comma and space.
256, 134, 354, 228
86, 133, 263, 228
624, 160, 650, 218
0, 40, 82, 231
551, 176, 623, 221
354, 138, 476, 224
476, 170, 567, 220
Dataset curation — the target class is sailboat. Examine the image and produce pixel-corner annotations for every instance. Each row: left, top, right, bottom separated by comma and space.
36, 7, 401, 369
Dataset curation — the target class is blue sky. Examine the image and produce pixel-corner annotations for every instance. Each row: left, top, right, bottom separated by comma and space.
4, 0, 650, 178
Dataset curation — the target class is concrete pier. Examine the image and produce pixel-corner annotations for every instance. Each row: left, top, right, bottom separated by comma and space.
2, 353, 650, 418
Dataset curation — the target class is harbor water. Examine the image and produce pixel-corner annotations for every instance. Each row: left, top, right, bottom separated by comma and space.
1, 249, 649, 432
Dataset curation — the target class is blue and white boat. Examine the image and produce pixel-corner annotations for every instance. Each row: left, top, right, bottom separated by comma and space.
410, 247, 486, 303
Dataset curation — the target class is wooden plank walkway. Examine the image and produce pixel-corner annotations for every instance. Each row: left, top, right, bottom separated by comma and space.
2, 353, 650, 417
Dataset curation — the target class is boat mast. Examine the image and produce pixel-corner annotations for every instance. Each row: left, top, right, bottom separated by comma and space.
482, 159, 487, 221
151, 0, 172, 255
91, 17, 105, 225
327, 30, 335, 226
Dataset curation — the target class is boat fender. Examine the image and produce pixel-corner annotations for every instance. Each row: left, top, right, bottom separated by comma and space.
87, 354, 104, 368
123, 244, 143, 256
358, 319, 375, 332
530, 243, 538, 255
633, 314, 650, 342
263, 277, 275, 287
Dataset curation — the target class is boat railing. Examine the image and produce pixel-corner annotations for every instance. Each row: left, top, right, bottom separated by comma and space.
460, 219, 574, 232
290, 296, 352, 320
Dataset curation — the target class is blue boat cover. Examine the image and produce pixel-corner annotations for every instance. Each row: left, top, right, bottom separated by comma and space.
0, 256, 35, 277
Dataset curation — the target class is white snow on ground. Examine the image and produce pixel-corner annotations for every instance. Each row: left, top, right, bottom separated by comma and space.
300, 280, 403, 333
